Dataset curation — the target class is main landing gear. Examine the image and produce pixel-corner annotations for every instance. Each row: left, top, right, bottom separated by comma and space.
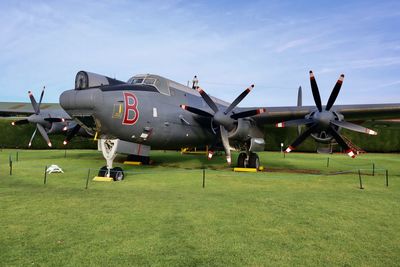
237, 151, 260, 169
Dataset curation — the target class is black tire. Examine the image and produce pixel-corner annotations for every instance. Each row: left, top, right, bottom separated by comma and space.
248, 153, 260, 169
98, 166, 108, 177
237, 152, 247, 168
111, 167, 124, 181
141, 156, 150, 165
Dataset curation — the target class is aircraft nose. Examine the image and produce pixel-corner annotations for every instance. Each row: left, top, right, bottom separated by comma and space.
60, 88, 103, 114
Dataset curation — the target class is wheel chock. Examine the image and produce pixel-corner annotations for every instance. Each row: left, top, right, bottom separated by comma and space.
123, 161, 142, 165
93, 176, 114, 182
233, 167, 258, 172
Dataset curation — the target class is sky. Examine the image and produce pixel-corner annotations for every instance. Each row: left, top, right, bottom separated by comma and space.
0, 0, 399, 107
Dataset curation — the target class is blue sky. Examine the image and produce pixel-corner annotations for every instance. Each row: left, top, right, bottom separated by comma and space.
0, 0, 399, 107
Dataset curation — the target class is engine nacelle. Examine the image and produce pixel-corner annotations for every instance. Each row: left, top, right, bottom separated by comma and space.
47, 122, 66, 134
75, 71, 125, 90
227, 118, 265, 151
249, 138, 265, 152
306, 111, 343, 144
228, 118, 252, 140
310, 132, 334, 144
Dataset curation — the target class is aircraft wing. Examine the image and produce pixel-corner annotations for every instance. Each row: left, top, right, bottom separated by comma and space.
248, 103, 400, 124
0, 102, 64, 117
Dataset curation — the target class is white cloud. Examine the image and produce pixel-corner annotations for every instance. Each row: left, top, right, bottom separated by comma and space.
276, 38, 310, 53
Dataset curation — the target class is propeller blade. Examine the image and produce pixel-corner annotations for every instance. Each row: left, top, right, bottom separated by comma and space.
196, 87, 219, 113
11, 119, 29, 126
309, 71, 322, 112
28, 91, 40, 115
276, 118, 314, 128
28, 128, 37, 148
328, 126, 356, 158
297, 86, 302, 107
330, 120, 377, 135
36, 123, 52, 147
38, 87, 45, 110
207, 150, 214, 160
63, 124, 81, 145
224, 84, 254, 115
297, 86, 302, 135
44, 118, 65, 123
231, 108, 266, 119
326, 74, 344, 111
220, 126, 232, 165
285, 123, 318, 153
180, 105, 213, 117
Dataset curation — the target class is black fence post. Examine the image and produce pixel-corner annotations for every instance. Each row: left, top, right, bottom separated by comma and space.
385, 170, 389, 187
43, 166, 47, 184
372, 163, 375, 176
9, 159, 12, 176
64, 149, 67, 158
358, 169, 364, 189
86, 169, 91, 189
16, 151, 19, 162
202, 168, 206, 188
326, 157, 330, 168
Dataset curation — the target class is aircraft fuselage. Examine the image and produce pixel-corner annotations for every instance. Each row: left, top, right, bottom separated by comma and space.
60, 83, 222, 150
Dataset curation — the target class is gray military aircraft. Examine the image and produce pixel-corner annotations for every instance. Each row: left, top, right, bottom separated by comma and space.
59, 70, 400, 180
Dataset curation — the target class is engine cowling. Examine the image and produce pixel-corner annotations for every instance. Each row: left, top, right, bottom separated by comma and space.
47, 122, 66, 134
227, 118, 265, 151
227, 118, 251, 140
308, 111, 343, 144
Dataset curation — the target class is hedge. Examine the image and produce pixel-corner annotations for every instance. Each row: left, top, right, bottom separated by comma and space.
1, 119, 399, 152
0, 119, 97, 149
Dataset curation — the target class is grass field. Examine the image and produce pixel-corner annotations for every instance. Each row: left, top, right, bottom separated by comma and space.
1, 149, 400, 266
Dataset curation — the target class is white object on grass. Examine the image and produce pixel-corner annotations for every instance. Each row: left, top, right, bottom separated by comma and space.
46, 165, 64, 174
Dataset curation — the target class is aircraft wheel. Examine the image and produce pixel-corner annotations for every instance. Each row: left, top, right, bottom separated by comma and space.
248, 153, 260, 169
237, 152, 247, 168
98, 166, 108, 177
112, 167, 124, 181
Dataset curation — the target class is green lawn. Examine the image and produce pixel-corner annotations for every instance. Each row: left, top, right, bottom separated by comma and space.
1, 149, 399, 266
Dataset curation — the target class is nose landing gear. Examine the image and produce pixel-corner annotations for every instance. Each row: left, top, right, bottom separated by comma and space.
97, 139, 125, 181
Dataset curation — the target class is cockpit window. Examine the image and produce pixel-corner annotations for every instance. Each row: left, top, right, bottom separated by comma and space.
143, 78, 156, 85
127, 75, 170, 95
129, 78, 144, 84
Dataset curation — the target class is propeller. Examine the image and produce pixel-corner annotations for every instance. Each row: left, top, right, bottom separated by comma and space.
44, 117, 65, 123
12, 88, 65, 148
276, 71, 377, 158
11, 119, 29, 126
63, 124, 81, 145
181, 85, 266, 165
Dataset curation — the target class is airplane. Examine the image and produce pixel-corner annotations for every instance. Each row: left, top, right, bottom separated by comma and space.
59, 70, 400, 180
0, 89, 89, 147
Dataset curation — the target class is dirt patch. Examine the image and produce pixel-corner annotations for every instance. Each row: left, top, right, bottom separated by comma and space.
263, 168, 322, 174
